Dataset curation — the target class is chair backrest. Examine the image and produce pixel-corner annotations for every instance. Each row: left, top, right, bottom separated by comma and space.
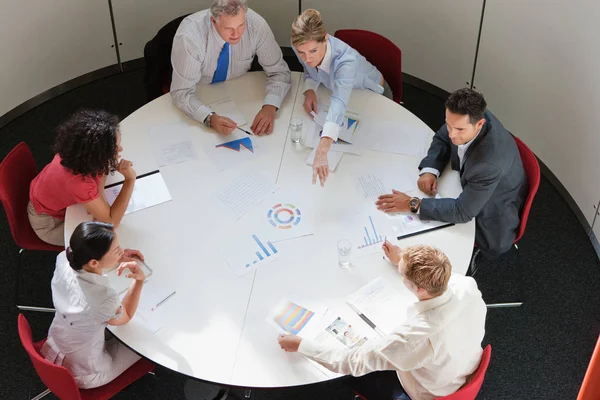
436, 345, 492, 400
143, 14, 190, 102
577, 335, 600, 400
18, 314, 83, 400
513, 136, 541, 243
0, 142, 50, 250
334, 29, 402, 104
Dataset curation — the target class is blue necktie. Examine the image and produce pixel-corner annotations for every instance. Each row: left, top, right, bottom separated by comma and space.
211, 42, 230, 84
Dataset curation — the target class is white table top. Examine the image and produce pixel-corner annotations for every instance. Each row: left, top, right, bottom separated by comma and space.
65, 71, 474, 388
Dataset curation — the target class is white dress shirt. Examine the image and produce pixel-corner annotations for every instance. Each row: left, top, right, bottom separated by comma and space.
420, 128, 483, 178
298, 275, 487, 400
170, 9, 291, 123
41, 252, 123, 388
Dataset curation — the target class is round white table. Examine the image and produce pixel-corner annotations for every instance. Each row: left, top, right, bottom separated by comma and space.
65, 71, 474, 389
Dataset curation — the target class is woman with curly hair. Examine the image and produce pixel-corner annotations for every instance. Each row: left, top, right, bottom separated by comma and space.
28, 109, 136, 246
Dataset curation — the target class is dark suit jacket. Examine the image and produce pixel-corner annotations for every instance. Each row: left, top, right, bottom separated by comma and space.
418, 110, 529, 259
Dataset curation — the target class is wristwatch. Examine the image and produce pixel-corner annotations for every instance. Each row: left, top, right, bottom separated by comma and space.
203, 112, 215, 128
409, 197, 421, 213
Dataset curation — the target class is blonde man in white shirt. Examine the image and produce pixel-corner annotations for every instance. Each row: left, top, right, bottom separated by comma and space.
278, 243, 487, 400
171, 0, 291, 136
41, 221, 146, 389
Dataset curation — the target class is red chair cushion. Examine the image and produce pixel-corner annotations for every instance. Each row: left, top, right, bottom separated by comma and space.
18, 314, 154, 400
334, 29, 402, 104
0, 143, 63, 252
435, 345, 492, 400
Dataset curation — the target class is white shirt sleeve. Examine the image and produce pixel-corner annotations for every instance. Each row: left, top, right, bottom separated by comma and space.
170, 32, 213, 123
298, 329, 432, 377
419, 167, 440, 177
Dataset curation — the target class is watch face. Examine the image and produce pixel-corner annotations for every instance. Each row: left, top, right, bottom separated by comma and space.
409, 198, 418, 207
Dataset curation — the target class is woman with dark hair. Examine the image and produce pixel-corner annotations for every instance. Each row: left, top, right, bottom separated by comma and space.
28, 109, 137, 246
41, 221, 146, 389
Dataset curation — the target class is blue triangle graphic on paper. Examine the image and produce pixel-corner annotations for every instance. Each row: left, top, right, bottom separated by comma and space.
347, 118, 358, 129
215, 137, 254, 153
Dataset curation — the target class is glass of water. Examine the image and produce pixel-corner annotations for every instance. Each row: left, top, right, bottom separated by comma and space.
290, 117, 303, 143
337, 239, 352, 269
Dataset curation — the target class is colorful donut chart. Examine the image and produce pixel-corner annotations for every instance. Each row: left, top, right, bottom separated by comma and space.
267, 203, 302, 230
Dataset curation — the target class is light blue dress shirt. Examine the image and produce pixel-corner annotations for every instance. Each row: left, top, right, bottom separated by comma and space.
293, 35, 383, 141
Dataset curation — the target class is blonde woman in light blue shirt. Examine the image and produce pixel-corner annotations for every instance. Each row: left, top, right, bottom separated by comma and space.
291, 9, 393, 186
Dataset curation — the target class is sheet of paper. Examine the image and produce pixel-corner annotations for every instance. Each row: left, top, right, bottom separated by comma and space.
312, 107, 361, 144
104, 259, 153, 294
305, 147, 344, 171
148, 124, 198, 166
118, 280, 174, 335
219, 231, 281, 275
355, 167, 417, 199
268, 295, 327, 335
386, 212, 454, 239
298, 305, 377, 379
208, 98, 248, 127
354, 119, 430, 157
104, 172, 172, 215
305, 119, 364, 156
204, 130, 261, 172
341, 211, 396, 259
240, 189, 315, 242
214, 173, 277, 219
347, 278, 411, 335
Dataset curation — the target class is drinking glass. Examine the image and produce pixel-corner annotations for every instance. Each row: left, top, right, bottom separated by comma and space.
290, 117, 303, 143
337, 239, 352, 269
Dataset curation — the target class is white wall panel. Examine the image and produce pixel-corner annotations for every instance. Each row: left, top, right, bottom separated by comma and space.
111, 0, 212, 62
474, 0, 600, 224
301, 0, 483, 92
0, 0, 116, 116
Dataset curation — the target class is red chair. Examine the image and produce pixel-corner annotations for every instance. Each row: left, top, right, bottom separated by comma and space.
0, 142, 63, 312
470, 136, 541, 308
334, 29, 402, 104
18, 314, 155, 400
354, 345, 492, 400
577, 335, 600, 400
436, 345, 492, 400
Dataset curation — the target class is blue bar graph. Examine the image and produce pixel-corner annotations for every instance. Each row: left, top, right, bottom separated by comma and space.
253, 234, 270, 257
358, 216, 384, 249
244, 234, 279, 267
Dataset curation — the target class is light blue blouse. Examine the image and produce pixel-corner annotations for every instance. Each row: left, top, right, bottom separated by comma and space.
294, 35, 383, 140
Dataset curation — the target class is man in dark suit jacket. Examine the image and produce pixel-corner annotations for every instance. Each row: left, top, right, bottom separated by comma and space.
376, 88, 528, 259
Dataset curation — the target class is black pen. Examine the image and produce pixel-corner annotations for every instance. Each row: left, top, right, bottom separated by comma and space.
237, 126, 253, 135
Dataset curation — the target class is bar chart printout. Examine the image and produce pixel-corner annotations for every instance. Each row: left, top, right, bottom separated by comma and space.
219, 232, 280, 275
273, 301, 315, 335
358, 216, 384, 249
246, 234, 278, 268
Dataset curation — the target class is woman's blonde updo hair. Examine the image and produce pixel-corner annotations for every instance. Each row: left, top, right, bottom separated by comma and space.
291, 9, 328, 47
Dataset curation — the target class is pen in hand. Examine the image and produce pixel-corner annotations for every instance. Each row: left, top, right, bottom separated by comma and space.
237, 126, 253, 135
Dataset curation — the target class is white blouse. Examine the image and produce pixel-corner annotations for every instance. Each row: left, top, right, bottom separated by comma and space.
41, 251, 122, 386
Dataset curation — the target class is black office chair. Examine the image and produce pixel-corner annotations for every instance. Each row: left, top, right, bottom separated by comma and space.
143, 14, 263, 103
143, 14, 190, 103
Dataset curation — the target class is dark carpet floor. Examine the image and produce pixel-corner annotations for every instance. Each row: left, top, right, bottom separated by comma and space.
1, 58, 599, 400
